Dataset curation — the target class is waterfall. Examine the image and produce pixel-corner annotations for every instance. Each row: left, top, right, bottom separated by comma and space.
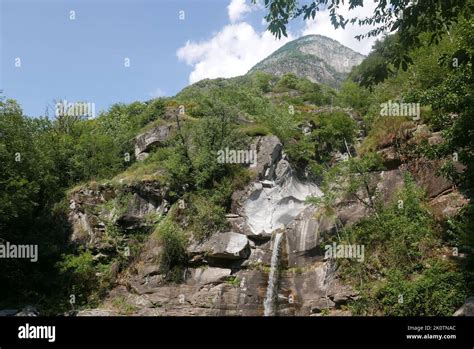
263, 232, 284, 316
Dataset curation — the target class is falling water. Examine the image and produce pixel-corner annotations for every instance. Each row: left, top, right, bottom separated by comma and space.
263, 232, 284, 316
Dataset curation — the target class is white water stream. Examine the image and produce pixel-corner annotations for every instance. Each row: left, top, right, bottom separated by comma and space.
263, 232, 284, 316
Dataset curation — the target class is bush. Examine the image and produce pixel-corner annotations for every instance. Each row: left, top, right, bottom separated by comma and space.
154, 219, 187, 277
338, 176, 467, 315
189, 195, 227, 241
275, 73, 299, 91
371, 262, 467, 316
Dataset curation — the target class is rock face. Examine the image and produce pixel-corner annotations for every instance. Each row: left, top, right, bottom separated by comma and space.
454, 297, 474, 316
66, 125, 469, 317
134, 124, 175, 161
252, 135, 283, 180
68, 181, 168, 254
81, 135, 365, 316
248, 35, 365, 87
232, 135, 322, 240
429, 190, 469, 220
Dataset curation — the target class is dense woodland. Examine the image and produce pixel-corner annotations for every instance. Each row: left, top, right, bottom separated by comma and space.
0, 1, 473, 315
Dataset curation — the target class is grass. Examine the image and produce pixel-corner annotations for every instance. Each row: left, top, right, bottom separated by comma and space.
358, 116, 414, 154
112, 159, 166, 185
111, 296, 138, 315
238, 123, 270, 137
225, 276, 240, 287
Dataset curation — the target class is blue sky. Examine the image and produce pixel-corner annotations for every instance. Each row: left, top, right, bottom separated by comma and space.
1, 0, 379, 117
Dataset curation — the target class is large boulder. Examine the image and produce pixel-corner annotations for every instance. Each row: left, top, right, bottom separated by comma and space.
188, 232, 251, 262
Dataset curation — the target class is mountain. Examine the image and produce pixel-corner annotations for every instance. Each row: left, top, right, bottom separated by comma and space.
248, 34, 365, 87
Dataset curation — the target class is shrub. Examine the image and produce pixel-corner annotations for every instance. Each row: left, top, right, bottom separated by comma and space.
275, 73, 299, 91
338, 175, 467, 315
154, 219, 187, 277
189, 195, 227, 241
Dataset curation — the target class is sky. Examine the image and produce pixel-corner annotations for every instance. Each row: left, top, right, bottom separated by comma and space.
1, 0, 381, 117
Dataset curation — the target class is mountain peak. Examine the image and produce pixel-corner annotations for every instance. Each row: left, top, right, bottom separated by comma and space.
248, 34, 365, 87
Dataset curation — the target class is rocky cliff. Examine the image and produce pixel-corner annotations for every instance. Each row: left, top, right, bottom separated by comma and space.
248, 35, 365, 87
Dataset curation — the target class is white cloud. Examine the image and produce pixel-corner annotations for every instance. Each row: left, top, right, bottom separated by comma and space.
301, 1, 382, 55
228, 0, 252, 23
177, 22, 292, 84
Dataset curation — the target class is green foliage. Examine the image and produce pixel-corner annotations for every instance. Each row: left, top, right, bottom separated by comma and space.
349, 35, 400, 89
111, 296, 139, 315
275, 73, 299, 91
285, 111, 358, 172
154, 218, 187, 280
336, 176, 468, 315
189, 102, 244, 189
337, 80, 370, 114
257, 104, 298, 143
58, 250, 96, 285
353, 261, 467, 316
314, 152, 384, 213
189, 195, 227, 241
175, 76, 270, 120
226, 276, 240, 287
57, 250, 99, 306
250, 71, 276, 93
413, 20, 474, 187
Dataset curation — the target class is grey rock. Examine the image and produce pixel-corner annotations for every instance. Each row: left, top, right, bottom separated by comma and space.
0, 309, 18, 317
248, 34, 365, 88
309, 298, 336, 313
187, 267, 232, 285
134, 124, 174, 160
15, 306, 39, 317
252, 135, 282, 180
76, 309, 118, 316
189, 232, 251, 261
454, 296, 474, 316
